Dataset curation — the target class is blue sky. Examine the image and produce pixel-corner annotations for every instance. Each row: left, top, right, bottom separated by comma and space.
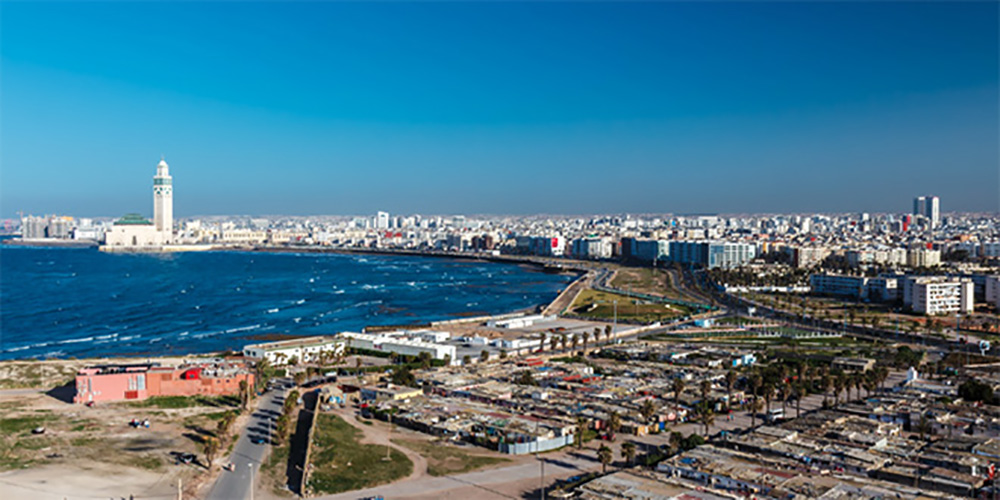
1, 2, 997, 217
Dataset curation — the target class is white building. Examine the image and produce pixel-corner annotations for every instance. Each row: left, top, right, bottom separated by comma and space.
907, 247, 941, 268
905, 277, 974, 315
102, 158, 175, 249
376, 211, 390, 230
339, 332, 456, 363
571, 237, 613, 260
243, 336, 346, 365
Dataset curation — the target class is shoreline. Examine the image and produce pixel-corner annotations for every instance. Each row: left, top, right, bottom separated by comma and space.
0, 243, 590, 363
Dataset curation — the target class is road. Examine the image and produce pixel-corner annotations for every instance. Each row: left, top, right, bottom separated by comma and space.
207, 379, 289, 500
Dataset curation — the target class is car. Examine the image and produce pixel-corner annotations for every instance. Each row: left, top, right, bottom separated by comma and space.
250, 436, 268, 445
31, 426, 46, 435
179, 453, 196, 464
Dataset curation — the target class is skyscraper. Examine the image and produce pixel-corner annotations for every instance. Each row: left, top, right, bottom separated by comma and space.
153, 157, 173, 241
913, 195, 940, 228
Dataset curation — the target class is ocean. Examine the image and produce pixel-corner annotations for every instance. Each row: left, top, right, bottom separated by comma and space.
0, 245, 574, 360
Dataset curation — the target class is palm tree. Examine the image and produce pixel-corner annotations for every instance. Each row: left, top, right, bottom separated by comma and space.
640, 399, 657, 423
607, 411, 622, 438
597, 444, 613, 474
571, 334, 579, 353
202, 437, 220, 469
749, 398, 763, 429
605, 324, 613, 342
575, 416, 588, 449
916, 412, 933, 440
671, 378, 685, 414
725, 369, 738, 411
820, 372, 832, 407
621, 441, 637, 466
480, 349, 490, 363
698, 403, 714, 436
583, 330, 592, 355
793, 382, 803, 419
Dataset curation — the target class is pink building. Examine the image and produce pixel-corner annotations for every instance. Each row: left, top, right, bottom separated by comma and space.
74, 361, 254, 404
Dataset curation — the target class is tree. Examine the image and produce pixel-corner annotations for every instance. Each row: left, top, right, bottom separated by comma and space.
958, 379, 997, 404
671, 378, 685, 414
607, 411, 622, 438
749, 398, 763, 429
499, 349, 507, 360
480, 349, 490, 363
640, 399, 657, 423
571, 334, 579, 352
605, 324, 612, 342
418, 352, 433, 370
391, 366, 416, 387
916, 412, 933, 440
239, 380, 250, 410
597, 444, 613, 474
293, 371, 306, 387
725, 369, 738, 411
216, 411, 236, 444
515, 370, 537, 386
202, 437, 220, 468
462, 355, 472, 366
696, 402, 714, 436
575, 416, 588, 449
621, 441, 637, 466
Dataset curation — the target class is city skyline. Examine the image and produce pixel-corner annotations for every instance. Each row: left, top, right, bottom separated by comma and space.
2, 2, 997, 218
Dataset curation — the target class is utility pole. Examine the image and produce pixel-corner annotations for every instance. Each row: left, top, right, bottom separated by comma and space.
613, 300, 618, 342
534, 416, 545, 500
177, 478, 182, 500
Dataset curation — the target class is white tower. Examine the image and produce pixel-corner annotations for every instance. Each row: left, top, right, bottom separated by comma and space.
153, 157, 173, 242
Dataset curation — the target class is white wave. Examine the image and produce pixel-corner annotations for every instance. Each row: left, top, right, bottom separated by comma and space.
267, 308, 280, 314
58, 336, 94, 345
226, 324, 261, 334
4, 346, 29, 352
333, 290, 345, 295
179, 331, 190, 337
295, 299, 306, 305
95, 333, 118, 341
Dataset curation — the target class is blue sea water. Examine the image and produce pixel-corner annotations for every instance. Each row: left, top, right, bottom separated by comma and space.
0, 246, 574, 360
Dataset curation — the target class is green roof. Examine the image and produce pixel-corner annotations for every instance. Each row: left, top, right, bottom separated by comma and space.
114, 213, 153, 226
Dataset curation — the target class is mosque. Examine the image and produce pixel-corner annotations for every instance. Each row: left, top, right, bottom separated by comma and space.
103, 157, 174, 248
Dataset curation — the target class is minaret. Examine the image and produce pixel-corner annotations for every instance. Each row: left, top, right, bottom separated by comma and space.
153, 156, 173, 242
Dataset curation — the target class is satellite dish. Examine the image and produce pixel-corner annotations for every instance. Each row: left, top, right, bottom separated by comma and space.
979, 340, 991, 356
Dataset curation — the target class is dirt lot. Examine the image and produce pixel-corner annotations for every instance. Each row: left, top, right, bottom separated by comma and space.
0, 358, 243, 500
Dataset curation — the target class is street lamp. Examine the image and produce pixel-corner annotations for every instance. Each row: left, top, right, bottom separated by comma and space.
248, 463, 255, 500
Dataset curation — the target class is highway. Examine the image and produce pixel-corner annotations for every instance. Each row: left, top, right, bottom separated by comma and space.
206, 379, 289, 500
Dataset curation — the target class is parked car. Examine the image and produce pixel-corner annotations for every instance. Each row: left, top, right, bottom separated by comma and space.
178, 453, 196, 464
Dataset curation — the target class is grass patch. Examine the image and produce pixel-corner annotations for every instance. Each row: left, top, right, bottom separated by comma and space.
570, 289, 689, 324
392, 438, 510, 477
307, 414, 412, 494
0, 415, 56, 435
133, 455, 164, 470
262, 439, 292, 496
125, 395, 240, 409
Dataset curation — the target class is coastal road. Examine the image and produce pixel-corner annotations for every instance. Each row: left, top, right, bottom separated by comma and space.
207, 378, 290, 500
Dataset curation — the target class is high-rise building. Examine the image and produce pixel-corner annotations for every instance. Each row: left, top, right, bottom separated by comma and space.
913, 195, 940, 228
153, 157, 173, 241
376, 211, 390, 230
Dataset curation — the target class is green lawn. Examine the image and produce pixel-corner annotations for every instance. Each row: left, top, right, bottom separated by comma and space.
307, 414, 412, 494
125, 394, 240, 409
391, 438, 510, 477
570, 289, 689, 324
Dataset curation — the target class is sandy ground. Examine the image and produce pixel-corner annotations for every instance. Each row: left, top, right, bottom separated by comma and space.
0, 461, 181, 500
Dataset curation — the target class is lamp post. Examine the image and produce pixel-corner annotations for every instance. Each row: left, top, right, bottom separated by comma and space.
248, 463, 254, 500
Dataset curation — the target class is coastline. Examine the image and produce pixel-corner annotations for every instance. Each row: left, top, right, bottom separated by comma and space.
1, 243, 590, 362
